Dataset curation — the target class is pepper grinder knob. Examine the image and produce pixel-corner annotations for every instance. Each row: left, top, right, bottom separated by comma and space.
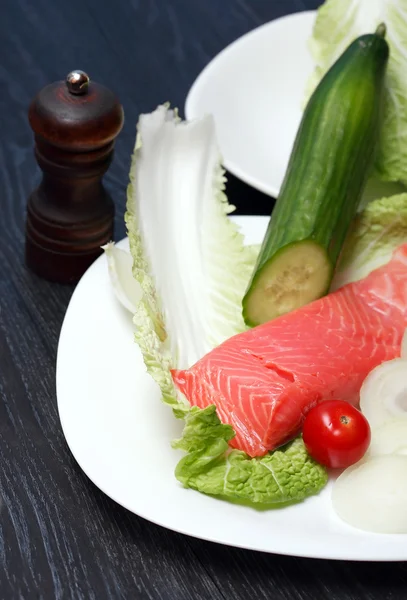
26, 70, 124, 283
66, 70, 90, 95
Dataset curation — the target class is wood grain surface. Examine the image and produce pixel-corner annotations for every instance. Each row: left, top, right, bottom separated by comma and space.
1, 0, 407, 598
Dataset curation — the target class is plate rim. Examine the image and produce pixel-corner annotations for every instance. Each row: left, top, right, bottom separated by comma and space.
184, 10, 316, 198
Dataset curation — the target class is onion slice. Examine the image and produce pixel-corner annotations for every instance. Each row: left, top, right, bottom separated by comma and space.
359, 358, 407, 428
103, 242, 142, 313
368, 419, 407, 457
402, 329, 407, 359
332, 455, 407, 533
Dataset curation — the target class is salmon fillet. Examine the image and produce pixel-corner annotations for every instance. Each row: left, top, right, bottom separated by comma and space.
172, 245, 407, 457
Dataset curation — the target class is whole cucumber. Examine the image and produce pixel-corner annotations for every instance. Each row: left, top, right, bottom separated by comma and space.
243, 24, 389, 327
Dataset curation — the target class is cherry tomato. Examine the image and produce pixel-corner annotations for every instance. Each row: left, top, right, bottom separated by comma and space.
302, 400, 371, 469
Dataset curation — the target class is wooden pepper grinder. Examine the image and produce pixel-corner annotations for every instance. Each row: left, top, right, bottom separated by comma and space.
26, 70, 124, 283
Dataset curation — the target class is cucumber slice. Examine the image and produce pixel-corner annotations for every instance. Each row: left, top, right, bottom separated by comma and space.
243, 240, 332, 325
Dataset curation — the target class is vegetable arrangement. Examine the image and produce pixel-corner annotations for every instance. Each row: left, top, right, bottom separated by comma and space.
120, 105, 328, 506
105, 0, 407, 532
173, 246, 407, 458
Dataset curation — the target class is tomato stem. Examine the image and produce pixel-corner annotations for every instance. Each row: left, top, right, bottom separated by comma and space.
340, 415, 349, 425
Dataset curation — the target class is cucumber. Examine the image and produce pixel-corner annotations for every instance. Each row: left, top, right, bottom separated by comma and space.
242, 24, 389, 327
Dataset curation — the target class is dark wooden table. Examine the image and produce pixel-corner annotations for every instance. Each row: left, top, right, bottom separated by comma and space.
2, 0, 407, 598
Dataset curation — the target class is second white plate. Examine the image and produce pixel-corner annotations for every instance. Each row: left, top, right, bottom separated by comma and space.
185, 11, 315, 197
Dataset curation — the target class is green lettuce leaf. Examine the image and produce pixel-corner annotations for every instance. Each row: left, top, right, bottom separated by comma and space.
124, 105, 328, 506
173, 406, 328, 505
332, 193, 407, 290
306, 0, 407, 184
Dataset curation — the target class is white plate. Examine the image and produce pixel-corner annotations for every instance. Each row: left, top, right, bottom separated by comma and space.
57, 215, 407, 561
185, 11, 315, 197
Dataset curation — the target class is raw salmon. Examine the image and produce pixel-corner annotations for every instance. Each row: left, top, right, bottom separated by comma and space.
172, 245, 407, 457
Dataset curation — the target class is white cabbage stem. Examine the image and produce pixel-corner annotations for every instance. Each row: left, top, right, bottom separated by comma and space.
125, 105, 256, 369
103, 243, 142, 314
